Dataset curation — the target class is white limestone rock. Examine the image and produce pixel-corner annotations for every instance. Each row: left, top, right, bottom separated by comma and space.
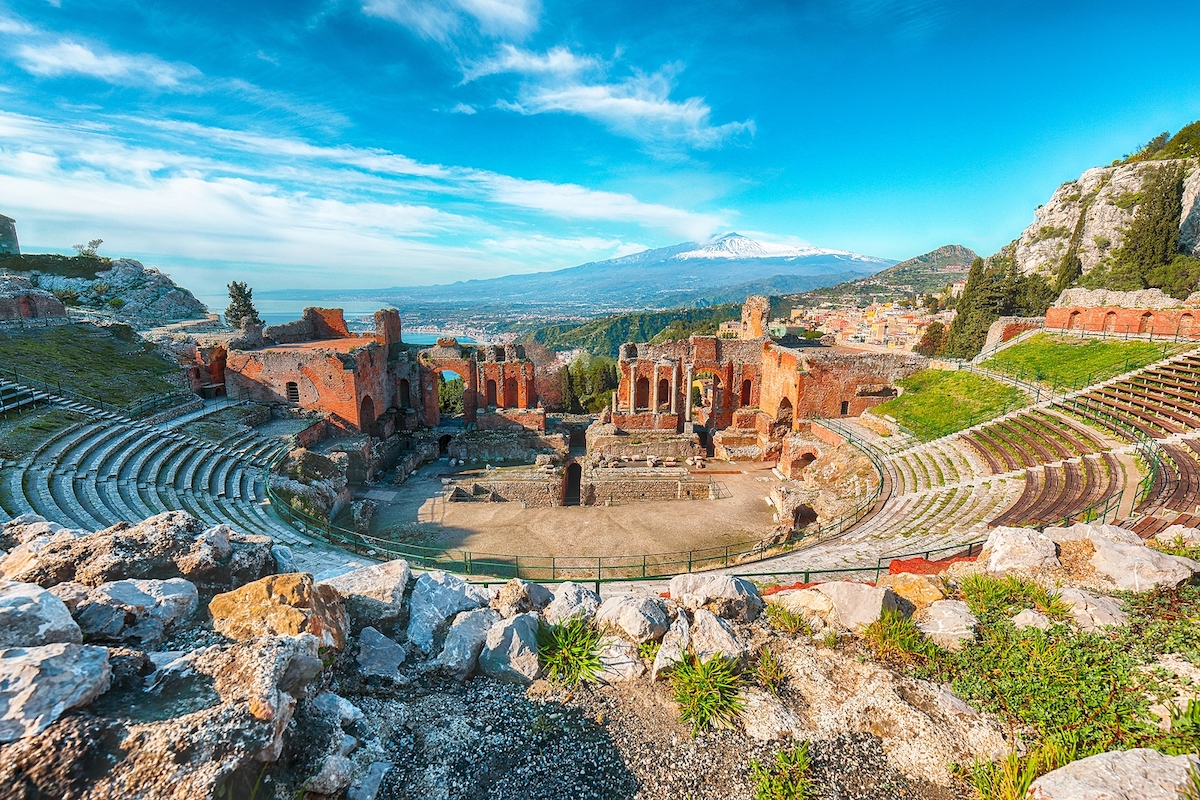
669, 573, 763, 622
740, 687, 804, 741
1012, 609, 1052, 631
437, 608, 500, 682
542, 581, 601, 626
813, 581, 905, 632
1058, 588, 1129, 632
1089, 536, 1199, 591
357, 626, 407, 679
596, 636, 645, 682
490, 578, 553, 618
313, 691, 364, 728
914, 600, 977, 651
0, 643, 112, 742
1154, 524, 1200, 546
595, 596, 669, 644
319, 559, 411, 632
690, 608, 746, 662
1044, 522, 1143, 546
651, 614, 690, 680
767, 587, 836, 625
1027, 748, 1200, 800
478, 612, 541, 685
75, 578, 198, 645
406, 571, 484, 654
979, 526, 1060, 575
0, 581, 82, 647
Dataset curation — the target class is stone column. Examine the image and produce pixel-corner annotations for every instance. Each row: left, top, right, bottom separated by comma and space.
652, 363, 659, 413
670, 362, 678, 415
683, 365, 693, 420
612, 388, 617, 414
628, 361, 636, 413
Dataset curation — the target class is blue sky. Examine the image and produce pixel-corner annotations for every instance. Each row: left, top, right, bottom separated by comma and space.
1, 0, 1198, 303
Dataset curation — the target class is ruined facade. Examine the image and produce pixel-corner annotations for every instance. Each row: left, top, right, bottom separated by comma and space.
0, 275, 66, 321
1045, 305, 1200, 338
0, 214, 18, 255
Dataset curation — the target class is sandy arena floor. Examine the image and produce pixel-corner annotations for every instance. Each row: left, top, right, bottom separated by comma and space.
362, 459, 783, 558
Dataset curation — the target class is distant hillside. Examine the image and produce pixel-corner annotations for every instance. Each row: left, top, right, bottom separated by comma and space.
778, 244, 977, 309
526, 305, 740, 358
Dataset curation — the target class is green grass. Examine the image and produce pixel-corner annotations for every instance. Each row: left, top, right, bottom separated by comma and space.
750, 741, 812, 800
0, 324, 183, 408
669, 653, 743, 735
755, 647, 786, 695
765, 603, 812, 636
868, 369, 1028, 440
983, 334, 1186, 389
0, 253, 110, 280
0, 407, 86, 461
535, 616, 603, 686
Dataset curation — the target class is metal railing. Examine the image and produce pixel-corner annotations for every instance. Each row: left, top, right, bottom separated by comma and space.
0, 366, 191, 419
264, 420, 891, 582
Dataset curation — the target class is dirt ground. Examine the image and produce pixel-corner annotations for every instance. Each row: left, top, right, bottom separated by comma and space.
362, 460, 783, 559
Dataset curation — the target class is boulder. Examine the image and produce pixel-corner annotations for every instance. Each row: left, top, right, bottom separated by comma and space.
813, 581, 905, 632
437, 608, 500, 681
651, 614, 690, 680
1044, 522, 1143, 546
914, 600, 977, 651
46, 581, 90, 612
318, 559, 411, 633
490, 578, 553, 618
740, 687, 804, 741
272, 545, 298, 574
767, 587, 836, 627
1154, 524, 1200, 547
312, 691, 364, 727
406, 571, 485, 654
75, 578, 198, 645
877, 572, 946, 610
1089, 536, 1199, 591
0, 643, 111, 742
596, 636, 645, 682
356, 627, 407, 680
979, 526, 1060, 575
690, 608, 746, 662
478, 612, 541, 685
1058, 588, 1129, 632
307, 754, 355, 796
594, 596, 669, 643
668, 574, 763, 622
210, 573, 349, 649
0, 512, 273, 591
1028, 748, 1199, 799
348, 761, 393, 800
542, 581, 601, 625
1012, 609, 1052, 630
0, 581, 82, 647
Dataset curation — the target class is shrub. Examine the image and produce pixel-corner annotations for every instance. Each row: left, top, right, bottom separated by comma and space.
862, 609, 943, 670
959, 574, 1069, 623
766, 603, 811, 636
536, 616, 602, 686
670, 653, 743, 735
750, 741, 812, 800
637, 640, 661, 660
107, 297, 126, 309
51, 288, 80, 306
755, 647, 786, 695
966, 742, 1074, 800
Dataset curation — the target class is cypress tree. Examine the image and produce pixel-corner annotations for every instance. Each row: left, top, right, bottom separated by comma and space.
225, 281, 262, 329
560, 366, 581, 413
1109, 163, 1185, 289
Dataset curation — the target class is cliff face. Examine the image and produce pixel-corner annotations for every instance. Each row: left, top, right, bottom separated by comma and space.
25, 258, 208, 324
1010, 157, 1200, 278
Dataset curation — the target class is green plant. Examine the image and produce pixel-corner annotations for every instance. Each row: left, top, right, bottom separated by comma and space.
968, 742, 1073, 800
861, 609, 942, 669
536, 616, 602, 686
766, 603, 811, 636
756, 647, 786, 695
750, 741, 812, 800
960, 573, 1069, 623
820, 629, 837, 649
670, 653, 743, 735
106, 296, 126, 309
638, 640, 661, 660
1180, 760, 1200, 800
51, 288, 81, 306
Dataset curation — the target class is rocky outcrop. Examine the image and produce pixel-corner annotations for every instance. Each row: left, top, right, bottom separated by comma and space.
979, 526, 1060, 575
317, 558, 410, 634
18, 258, 208, 324
356, 626, 407, 680
210, 573, 349, 649
1011, 157, 1200, 279
75, 577, 198, 645
0, 644, 111, 742
406, 571, 487, 654
877, 572, 946, 611
1027, 748, 1200, 799
914, 600, 976, 651
0, 581, 82, 647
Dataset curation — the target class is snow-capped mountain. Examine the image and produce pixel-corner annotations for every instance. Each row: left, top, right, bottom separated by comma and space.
673, 232, 863, 261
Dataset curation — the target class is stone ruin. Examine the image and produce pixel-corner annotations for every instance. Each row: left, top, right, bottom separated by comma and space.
0, 213, 18, 255
0, 275, 67, 322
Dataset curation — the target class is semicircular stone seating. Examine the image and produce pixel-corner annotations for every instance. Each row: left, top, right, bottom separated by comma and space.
0, 390, 308, 548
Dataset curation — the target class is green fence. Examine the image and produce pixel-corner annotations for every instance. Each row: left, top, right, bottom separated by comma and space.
265, 419, 891, 582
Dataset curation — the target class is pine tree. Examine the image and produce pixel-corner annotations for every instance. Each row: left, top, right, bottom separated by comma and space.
225, 281, 262, 329
1108, 163, 1185, 289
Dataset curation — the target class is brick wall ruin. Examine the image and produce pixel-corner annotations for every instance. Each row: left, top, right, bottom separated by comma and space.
1046, 305, 1200, 338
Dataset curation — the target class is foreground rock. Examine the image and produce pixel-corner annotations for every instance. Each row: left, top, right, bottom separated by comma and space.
406, 571, 486, 654
979, 526, 1060, 575
813, 581, 905, 632
76, 578, 198, 645
1028, 748, 1200, 799
210, 573, 348, 649
317, 559, 411, 633
0, 513, 273, 591
595, 596, 669, 643
542, 581, 601, 625
690, 609, 746, 661
914, 600, 976, 651
478, 612, 541, 684
356, 626, 407, 680
0, 644, 111, 742
437, 608, 500, 682
490, 578, 553, 618
1058, 588, 1129, 632
668, 574, 763, 622
0, 581, 82, 647
1088, 535, 1200, 591
877, 572, 946, 610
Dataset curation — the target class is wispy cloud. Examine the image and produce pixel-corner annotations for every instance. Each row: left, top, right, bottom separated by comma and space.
450, 102, 476, 114
466, 46, 753, 151
14, 39, 200, 87
362, 0, 540, 43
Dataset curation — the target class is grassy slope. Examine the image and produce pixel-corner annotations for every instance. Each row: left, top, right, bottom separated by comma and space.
869, 369, 1027, 439
0, 253, 110, 279
983, 334, 1186, 389
0, 324, 183, 407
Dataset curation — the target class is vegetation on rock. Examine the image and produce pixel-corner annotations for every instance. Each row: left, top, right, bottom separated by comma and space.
536, 616, 602, 686
670, 652, 744, 735
750, 741, 812, 800
1118, 121, 1200, 164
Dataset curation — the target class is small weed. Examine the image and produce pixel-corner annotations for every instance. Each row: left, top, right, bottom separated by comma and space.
1150, 535, 1200, 561
537, 616, 602, 686
756, 647, 786, 695
820, 629, 837, 649
960, 573, 1069, 622
670, 653, 743, 735
861, 609, 942, 670
1180, 761, 1200, 800
766, 604, 811, 636
638, 640, 661, 661
968, 742, 1073, 800
750, 741, 812, 800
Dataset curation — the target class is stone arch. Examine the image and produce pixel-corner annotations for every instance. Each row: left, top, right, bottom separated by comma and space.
792, 504, 817, 528
692, 369, 723, 423
485, 378, 497, 407
635, 377, 650, 410
1139, 311, 1155, 334
1180, 313, 1195, 336
1068, 310, 1082, 330
657, 378, 670, 409
797, 452, 817, 472
17, 295, 33, 318
1103, 310, 1118, 333
741, 378, 752, 407
563, 462, 582, 506
359, 395, 377, 436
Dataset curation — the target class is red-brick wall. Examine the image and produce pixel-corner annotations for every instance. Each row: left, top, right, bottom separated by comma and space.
1046, 306, 1200, 338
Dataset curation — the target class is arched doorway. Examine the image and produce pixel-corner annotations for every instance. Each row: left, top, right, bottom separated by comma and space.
485, 379, 497, 407
563, 462, 582, 506
740, 379, 752, 407
286, 381, 300, 404
1068, 310, 1082, 330
796, 452, 817, 473
1103, 311, 1118, 333
504, 377, 519, 408
1180, 313, 1195, 337
792, 504, 817, 528
1139, 312, 1155, 334
635, 377, 650, 410
398, 378, 411, 408
360, 395, 377, 436
692, 370, 722, 426
438, 434, 452, 456
774, 397, 794, 439
657, 378, 670, 409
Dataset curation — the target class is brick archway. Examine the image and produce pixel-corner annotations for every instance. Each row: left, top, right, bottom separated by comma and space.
360, 395, 377, 437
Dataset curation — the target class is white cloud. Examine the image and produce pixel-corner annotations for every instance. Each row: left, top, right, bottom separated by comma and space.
362, 0, 539, 43
15, 40, 200, 87
466, 46, 753, 150
0, 15, 36, 34
450, 102, 476, 114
